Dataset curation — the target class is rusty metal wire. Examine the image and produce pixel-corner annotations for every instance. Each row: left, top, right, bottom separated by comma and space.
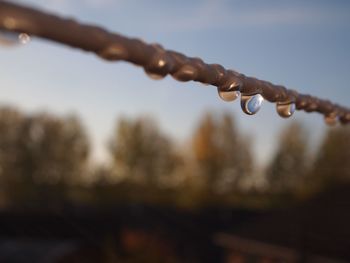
0, 1, 349, 124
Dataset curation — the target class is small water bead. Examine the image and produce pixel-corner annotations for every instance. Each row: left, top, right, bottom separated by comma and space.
217, 88, 240, 102
144, 62, 167, 79
276, 102, 296, 118
18, 33, 30, 44
98, 44, 128, 61
241, 94, 264, 115
173, 65, 198, 81
144, 54, 169, 80
145, 70, 166, 80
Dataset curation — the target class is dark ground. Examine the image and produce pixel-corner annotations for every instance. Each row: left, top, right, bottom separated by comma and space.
0, 185, 349, 262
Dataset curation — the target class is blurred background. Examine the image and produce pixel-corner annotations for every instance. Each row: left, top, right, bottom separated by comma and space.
0, 0, 350, 262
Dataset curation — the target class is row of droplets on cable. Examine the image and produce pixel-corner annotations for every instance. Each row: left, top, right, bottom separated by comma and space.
216, 80, 336, 125
217, 87, 296, 118
1, 31, 278, 117
141, 46, 339, 125
0, 31, 337, 125
218, 86, 338, 125
146, 65, 340, 125
144, 58, 297, 119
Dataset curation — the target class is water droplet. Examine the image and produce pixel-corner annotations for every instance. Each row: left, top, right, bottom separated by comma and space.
144, 54, 169, 80
324, 113, 338, 126
217, 88, 240, 102
98, 44, 128, 61
276, 102, 296, 118
18, 33, 30, 44
145, 70, 165, 80
241, 94, 264, 115
173, 65, 197, 81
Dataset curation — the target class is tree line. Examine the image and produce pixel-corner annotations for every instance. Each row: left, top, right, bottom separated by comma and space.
0, 106, 349, 210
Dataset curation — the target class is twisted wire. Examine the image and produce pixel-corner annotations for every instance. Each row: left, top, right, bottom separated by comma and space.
0, 1, 349, 124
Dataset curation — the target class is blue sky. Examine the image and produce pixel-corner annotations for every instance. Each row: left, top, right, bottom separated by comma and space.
1, 0, 350, 165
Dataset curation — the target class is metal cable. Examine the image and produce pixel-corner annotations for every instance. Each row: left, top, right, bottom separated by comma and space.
0, 1, 349, 124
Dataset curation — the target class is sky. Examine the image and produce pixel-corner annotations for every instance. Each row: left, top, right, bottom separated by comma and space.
1, 0, 350, 166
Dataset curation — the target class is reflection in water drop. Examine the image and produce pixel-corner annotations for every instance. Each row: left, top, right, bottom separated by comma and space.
276, 102, 296, 118
217, 88, 240, 102
324, 113, 338, 126
157, 59, 166, 67
18, 33, 30, 44
241, 94, 264, 115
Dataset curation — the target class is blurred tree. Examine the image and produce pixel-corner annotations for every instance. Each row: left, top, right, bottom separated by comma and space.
191, 112, 253, 200
109, 116, 180, 187
0, 107, 25, 205
22, 114, 89, 184
217, 113, 253, 192
192, 113, 221, 187
265, 122, 309, 195
0, 107, 90, 208
309, 126, 350, 192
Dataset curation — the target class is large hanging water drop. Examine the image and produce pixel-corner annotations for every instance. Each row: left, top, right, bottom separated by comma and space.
276, 102, 296, 118
241, 94, 264, 115
217, 88, 240, 102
